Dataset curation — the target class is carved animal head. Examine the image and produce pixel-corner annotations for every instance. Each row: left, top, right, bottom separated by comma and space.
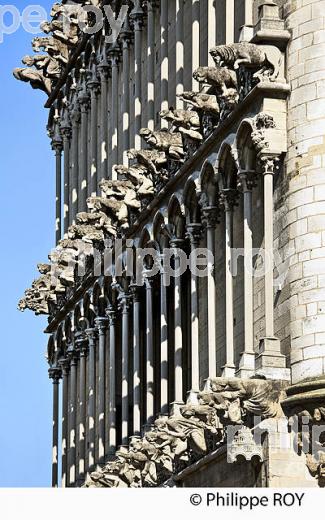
193, 66, 209, 84
40, 21, 51, 34
22, 55, 35, 67
209, 46, 224, 66
114, 164, 128, 177
32, 37, 49, 52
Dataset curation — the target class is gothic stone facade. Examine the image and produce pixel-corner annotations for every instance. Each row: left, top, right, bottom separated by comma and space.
16, 0, 325, 488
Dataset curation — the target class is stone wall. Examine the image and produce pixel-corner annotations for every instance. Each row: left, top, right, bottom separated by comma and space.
280, 0, 325, 383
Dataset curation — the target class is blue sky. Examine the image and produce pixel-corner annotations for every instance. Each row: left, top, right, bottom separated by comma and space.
0, 0, 56, 486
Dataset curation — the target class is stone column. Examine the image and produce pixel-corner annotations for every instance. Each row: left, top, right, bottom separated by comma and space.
76, 334, 88, 483
120, 293, 131, 444
68, 347, 77, 486
171, 238, 184, 404
70, 100, 80, 223
78, 76, 90, 212
202, 206, 218, 378
226, 0, 235, 44
146, 0, 155, 130
192, 0, 200, 89
59, 358, 69, 488
85, 328, 97, 471
160, 256, 169, 414
283, 0, 325, 384
106, 306, 116, 454
245, 0, 253, 25
186, 224, 202, 396
51, 118, 63, 244
175, 0, 184, 108
144, 273, 155, 424
256, 155, 287, 378
160, 0, 169, 126
60, 113, 71, 233
88, 62, 100, 197
221, 189, 238, 377
130, 1, 144, 149
49, 367, 61, 488
237, 172, 255, 378
130, 285, 141, 435
108, 44, 121, 170
120, 17, 132, 165
95, 317, 108, 464
208, 0, 216, 66
97, 53, 110, 181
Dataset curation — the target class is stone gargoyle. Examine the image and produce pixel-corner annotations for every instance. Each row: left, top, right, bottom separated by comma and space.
76, 211, 116, 237
200, 377, 286, 426
32, 36, 69, 65
127, 148, 168, 177
209, 42, 282, 82
13, 66, 52, 95
113, 164, 155, 198
160, 108, 203, 143
88, 179, 141, 230
177, 91, 220, 118
140, 128, 184, 161
193, 65, 238, 96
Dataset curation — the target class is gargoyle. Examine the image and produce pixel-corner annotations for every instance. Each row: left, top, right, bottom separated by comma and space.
193, 65, 238, 96
177, 91, 220, 118
209, 42, 282, 82
114, 164, 155, 198
140, 128, 184, 161
68, 224, 105, 244
127, 149, 168, 177
160, 108, 203, 143
22, 54, 61, 79
76, 211, 116, 236
88, 188, 140, 230
32, 36, 69, 65
41, 19, 80, 47
13, 67, 52, 95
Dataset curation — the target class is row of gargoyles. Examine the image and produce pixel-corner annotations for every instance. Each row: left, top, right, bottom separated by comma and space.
13, 1, 86, 94
84, 377, 285, 488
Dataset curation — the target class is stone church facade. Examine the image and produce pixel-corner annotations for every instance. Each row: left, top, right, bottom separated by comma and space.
16, 0, 325, 487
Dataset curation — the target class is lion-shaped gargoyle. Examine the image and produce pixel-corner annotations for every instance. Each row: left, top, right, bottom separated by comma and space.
209, 42, 282, 82
193, 65, 238, 96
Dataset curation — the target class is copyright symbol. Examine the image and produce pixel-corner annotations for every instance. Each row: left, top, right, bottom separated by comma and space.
190, 494, 202, 506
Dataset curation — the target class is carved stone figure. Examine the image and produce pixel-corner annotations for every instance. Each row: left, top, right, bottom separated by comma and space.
177, 91, 220, 118
140, 128, 184, 161
32, 36, 69, 65
76, 211, 116, 236
127, 148, 168, 177
22, 54, 61, 79
159, 108, 203, 142
68, 224, 105, 244
113, 164, 155, 197
13, 67, 52, 95
209, 42, 282, 82
193, 66, 238, 95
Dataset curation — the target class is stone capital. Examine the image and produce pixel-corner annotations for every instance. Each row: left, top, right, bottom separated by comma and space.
59, 357, 70, 375
258, 153, 280, 176
220, 188, 239, 212
201, 205, 219, 228
130, 0, 144, 29
105, 305, 117, 325
85, 327, 98, 344
48, 366, 62, 382
97, 55, 111, 80
185, 223, 203, 247
238, 170, 256, 192
95, 316, 109, 335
